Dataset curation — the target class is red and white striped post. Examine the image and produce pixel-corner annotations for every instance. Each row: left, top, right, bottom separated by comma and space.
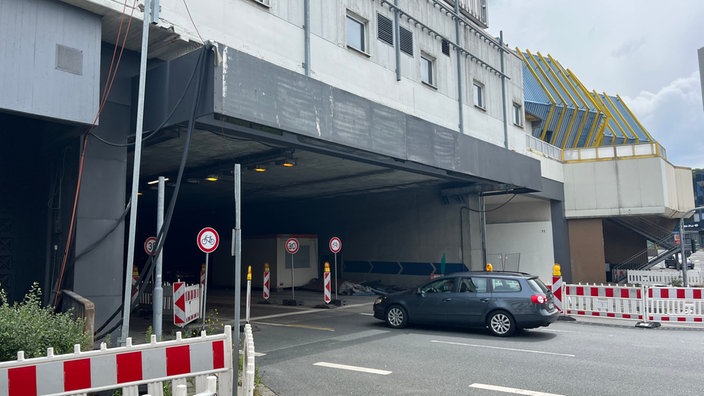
551, 263, 563, 312
262, 262, 270, 301
246, 265, 252, 323
200, 262, 206, 290
131, 266, 139, 304
323, 262, 331, 304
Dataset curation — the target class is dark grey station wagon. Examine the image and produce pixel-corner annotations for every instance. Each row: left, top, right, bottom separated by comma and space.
373, 271, 560, 336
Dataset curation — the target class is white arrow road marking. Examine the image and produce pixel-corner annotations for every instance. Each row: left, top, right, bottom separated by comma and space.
470, 383, 565, 396
314, 362, 392, 375
431, 340, 575, 357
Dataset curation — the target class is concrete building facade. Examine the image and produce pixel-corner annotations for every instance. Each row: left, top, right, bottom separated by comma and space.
0, 0, 694, 339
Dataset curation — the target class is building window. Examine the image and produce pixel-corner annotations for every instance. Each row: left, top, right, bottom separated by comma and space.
399, 26, 413, 56
473, 81, 485, 109
513, 103, 523, 126
421, 54, 435, 87
346, 13, 367, 53
377, 14, 393, 46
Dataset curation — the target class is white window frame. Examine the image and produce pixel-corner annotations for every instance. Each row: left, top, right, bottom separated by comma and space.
346, 12, 368, 55
473, 81, 485, 110
513, 102, 523, 126
420, 53, 436, 87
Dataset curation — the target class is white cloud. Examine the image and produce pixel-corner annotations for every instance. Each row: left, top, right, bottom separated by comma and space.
624, 72, 704, 168
488, 0, 704, 169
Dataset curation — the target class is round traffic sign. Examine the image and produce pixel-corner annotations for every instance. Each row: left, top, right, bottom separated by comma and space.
285, 238, 299, 254
144, 236, 157, 255
197, 227, 220, 254
329, 237, 342, 254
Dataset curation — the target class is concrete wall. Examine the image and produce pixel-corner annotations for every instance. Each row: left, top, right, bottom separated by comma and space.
564, 157, 693, 219
99, 0, 526, 150
0, 0, 100, 124
568, 218, 606, 283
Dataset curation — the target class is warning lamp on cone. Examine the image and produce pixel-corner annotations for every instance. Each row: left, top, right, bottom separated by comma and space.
485, 263, 493, 272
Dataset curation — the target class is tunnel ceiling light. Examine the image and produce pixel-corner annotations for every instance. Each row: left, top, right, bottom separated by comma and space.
276, 159, 296, 167
205, 174, 219, 181
147, 177, 169, 185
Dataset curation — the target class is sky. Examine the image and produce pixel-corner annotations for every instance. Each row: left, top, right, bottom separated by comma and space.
487, 0, 704, 169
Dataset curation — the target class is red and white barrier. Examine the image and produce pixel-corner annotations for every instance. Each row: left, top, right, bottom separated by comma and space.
563, 283, 704, 325
647, 287, 704, 323
323, 262, 331, 304
173, 281, 201, 327
0, 327, 233, 396
263, 262, 270, 301
563, 284, 644, 320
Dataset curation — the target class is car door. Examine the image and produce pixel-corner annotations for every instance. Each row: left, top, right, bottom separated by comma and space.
411, 277, 460, 324
440, 276, 492, 325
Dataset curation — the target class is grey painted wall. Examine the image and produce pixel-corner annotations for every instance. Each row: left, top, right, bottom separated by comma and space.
0, 0, 100, 124
213, 47, 542, 192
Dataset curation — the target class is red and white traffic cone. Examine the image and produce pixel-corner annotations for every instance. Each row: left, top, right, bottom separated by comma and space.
323, 262, 331, 304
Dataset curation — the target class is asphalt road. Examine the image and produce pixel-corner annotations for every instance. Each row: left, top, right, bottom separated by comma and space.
249, 300, 704, 396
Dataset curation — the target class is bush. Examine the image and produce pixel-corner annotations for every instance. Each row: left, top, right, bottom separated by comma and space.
0, 283, 91, 361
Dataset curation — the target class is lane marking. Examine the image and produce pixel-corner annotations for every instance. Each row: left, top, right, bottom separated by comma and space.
470, 383, 564, 396
256, 321, 335, 331
431, 340, 575, 357
332, 329, 389, 342
314, 362, 392, 375
251, 302, 372, 321
359, 312, 374, 316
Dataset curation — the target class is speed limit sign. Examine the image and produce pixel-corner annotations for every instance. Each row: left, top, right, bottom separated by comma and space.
285, 238, 299, 254
144, 236, 157, 255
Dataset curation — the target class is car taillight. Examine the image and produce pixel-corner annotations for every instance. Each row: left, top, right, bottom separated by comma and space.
531, 294, 547, 304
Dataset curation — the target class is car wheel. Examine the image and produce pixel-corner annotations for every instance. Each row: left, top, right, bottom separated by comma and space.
385, 305, 408, 329
487, 310, 515, 337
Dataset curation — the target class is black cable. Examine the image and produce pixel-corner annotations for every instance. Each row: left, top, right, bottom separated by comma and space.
95, 45, 210, 340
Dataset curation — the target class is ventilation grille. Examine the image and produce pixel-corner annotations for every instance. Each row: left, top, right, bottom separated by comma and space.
442, 39, 450, 56
377, 14, 393, 45
55, 44, 83, 75
399, 27, 413, 56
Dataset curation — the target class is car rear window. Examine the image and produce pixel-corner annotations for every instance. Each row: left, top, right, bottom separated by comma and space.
527, 277, 549, 294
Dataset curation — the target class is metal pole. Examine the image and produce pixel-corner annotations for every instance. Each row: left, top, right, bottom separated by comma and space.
121, 0, 152, 345
233, 164, 242, 396
454, 0, 464, 134
394, 0, 401, 81
334, 253, 338, 301
153, 176, 165, 340
304, 0, 311, 77
680, 217, 688, 287
291, 254, 295, 300
202, 253, 210, 324
679, 206, 704, 287
499, 31, 508, 149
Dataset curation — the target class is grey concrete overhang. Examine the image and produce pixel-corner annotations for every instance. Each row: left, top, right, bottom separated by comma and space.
137, 45, 543, 204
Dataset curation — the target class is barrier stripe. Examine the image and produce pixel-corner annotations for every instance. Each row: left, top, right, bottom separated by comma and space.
0, 334, 230, 396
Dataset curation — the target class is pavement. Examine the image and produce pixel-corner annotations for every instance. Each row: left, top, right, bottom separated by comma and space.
125, 280, 700, 395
